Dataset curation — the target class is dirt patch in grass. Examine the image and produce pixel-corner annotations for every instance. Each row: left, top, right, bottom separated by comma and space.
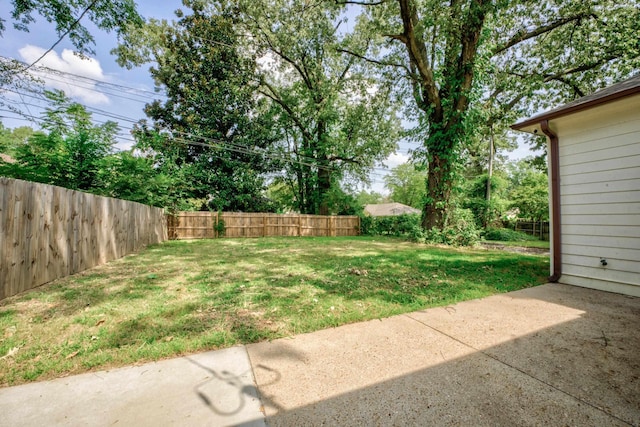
0, 236, 549, 386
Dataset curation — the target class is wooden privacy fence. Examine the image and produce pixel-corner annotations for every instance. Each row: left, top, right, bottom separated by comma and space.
0, 178, 167, 300
167, 211, 360, 239
515, 220, 550, 241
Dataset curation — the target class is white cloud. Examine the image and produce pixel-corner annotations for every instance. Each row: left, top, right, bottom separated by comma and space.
385, 152, 409, 168
19, 45, 110, 105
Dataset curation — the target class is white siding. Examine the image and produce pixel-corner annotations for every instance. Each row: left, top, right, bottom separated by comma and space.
552, 94, 640, 296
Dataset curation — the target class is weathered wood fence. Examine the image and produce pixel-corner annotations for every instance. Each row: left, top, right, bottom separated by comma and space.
515, 220, 550, 241
0, 178, 167, 300
167, 211, 360, 239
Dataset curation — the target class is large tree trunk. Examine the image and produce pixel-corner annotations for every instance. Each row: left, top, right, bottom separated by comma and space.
422, 153, 453, 229
317, 160, 331, 215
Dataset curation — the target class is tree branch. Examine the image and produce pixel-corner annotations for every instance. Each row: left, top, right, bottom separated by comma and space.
337, 48, 412, 74
493, 13, 592, 56
259, 82, 314, 143
397, 0, 441, 116
335, 0, 390, 5
328, 154, 361, 165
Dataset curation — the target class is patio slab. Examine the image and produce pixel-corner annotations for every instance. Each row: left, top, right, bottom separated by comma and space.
247, 284, 640, 426
0, 346, 266, 427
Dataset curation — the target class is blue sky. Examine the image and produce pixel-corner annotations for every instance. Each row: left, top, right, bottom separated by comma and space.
0, 2, 537, 194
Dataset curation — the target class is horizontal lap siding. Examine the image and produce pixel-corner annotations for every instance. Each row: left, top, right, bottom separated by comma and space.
556, 95, 640, 294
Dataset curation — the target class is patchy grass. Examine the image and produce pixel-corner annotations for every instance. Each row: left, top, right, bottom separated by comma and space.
0, 236, 548, 386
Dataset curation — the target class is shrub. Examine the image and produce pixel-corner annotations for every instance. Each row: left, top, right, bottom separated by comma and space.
421, 208, 480, 246
361, 209, 480, 246
484, 227, 537, 242
359, 213, 421, 237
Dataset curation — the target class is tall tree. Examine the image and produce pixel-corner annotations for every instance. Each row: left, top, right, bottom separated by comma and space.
238, 0, 400, 214
354, 0, 640, 229
384, 162, 426, 209
116, 1, 278, 212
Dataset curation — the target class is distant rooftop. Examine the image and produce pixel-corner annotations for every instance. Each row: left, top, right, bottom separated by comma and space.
364, 203, 421, 217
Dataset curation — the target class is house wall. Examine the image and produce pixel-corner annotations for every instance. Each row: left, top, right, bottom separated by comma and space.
549, 94, 640, 296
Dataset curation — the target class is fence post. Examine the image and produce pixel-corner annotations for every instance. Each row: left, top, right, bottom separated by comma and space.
298, 215, 302, 237
263, 214, 267, 237
213, 211, 218, 239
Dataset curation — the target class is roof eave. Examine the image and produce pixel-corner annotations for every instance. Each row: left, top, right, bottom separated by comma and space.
512, 84, 640, 133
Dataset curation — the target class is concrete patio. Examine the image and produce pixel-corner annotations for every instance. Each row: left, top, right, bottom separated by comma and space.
1, 283, 638, 426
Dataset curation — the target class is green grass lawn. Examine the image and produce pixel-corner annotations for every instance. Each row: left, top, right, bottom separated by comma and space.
0, 236, 549, 386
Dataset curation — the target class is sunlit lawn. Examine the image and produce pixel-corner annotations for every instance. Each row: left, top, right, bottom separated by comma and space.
0, 236, 549, 386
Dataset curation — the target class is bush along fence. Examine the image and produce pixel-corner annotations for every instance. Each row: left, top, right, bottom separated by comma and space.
167, 211, 360, 239
0, 178, 167, 300
514, 220, 550, 241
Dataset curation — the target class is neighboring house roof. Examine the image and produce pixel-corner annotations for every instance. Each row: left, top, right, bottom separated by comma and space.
0, 153, 16, 164
512, 73, 640, 131
364, 203, 421, 217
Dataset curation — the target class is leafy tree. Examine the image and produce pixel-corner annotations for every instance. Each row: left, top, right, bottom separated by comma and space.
0, 124, 34, 157
460, 173, 508, 228
94, 151, 176, 208
507, 159, 549, 222
383, 162, 427, 209
117, 1, 278, 212
237, 0, 400, 214
355, 0, 640, 230
0, 90, 117, 191
355, 190, 386, 206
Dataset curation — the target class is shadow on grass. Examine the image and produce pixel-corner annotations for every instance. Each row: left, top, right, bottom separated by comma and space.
0, 237, 549, 384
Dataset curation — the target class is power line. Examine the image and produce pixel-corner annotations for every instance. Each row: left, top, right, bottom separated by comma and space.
1, 56, 166, 101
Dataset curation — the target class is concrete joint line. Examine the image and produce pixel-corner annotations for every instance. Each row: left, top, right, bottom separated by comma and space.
403, 313, 633, 426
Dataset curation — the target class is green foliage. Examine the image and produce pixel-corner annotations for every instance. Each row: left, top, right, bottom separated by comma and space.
94, 151, 175, 208
118, 2, 277, 212
0, 124, 34, 157
214, 217, 226, 237
461, 174, 508, 228
360, 0, 640, 230
506, 160, 549, 221
360, 214, 420, 237
355, 190, 385, 207
2, 1, 142, 57
384, 162, 427, 209
0, 91, 117, 192
238, 0, 400, 214
484, 228, 538, 242
418, 209, 481, 247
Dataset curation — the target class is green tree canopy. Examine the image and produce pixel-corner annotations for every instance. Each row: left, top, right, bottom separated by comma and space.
234, 0, 400, 214
0, 90, 117, 191
117, 1, 279, 212
355, 0, 640, 229
384, 162, 426, 209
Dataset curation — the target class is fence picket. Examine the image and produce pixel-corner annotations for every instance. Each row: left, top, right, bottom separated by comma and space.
0, 178, 167, 300
167, 212, 360, 239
